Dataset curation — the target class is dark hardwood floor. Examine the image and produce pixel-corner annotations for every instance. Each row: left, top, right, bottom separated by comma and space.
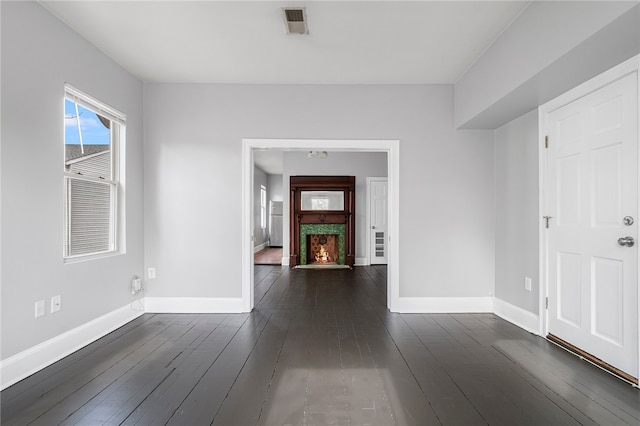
2, 265, 639, 425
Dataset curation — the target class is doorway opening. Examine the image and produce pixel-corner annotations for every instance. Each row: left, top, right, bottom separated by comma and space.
241, 139, 400, 312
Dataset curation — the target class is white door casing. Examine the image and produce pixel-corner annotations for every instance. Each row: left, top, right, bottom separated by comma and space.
543, 65, 639, 379
241, 139, 400, 312
367, 177, 388, 265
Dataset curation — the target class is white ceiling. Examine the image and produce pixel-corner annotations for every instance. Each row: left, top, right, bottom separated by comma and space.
41, 0, 530, 174
40, 0, 529, 84
254, 149, 285, 175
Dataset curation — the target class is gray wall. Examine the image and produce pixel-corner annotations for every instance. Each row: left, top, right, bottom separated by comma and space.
11, 0, 635, 366
267, 174, 283, 203
1, 2, 145, 359
282, 151, 387, 261
456, 1, 640, 129
494, 110, 540, 314
143, 83, 495, 299
253, 167, 268, 248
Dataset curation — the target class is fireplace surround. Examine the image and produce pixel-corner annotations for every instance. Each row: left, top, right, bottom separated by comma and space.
289, 176, 355, 267
300, 224, 345, 265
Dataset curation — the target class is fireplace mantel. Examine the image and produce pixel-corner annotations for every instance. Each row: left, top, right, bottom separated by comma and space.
289, 176, 356, 267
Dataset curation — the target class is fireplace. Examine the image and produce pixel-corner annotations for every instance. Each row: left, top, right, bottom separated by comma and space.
289, 176, 355, 267
299, 224, 346, 265
307, 234, 338, 264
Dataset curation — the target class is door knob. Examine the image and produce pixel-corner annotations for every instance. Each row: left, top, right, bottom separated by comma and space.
617, 236, 635, 247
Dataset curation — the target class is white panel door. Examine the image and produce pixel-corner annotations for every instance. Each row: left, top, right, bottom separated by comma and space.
369, 178, 388, 264
546, 73, 638, 379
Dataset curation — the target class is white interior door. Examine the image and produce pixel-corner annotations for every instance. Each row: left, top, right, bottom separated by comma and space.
545, 72, 638, 379
368, 178, 388, 265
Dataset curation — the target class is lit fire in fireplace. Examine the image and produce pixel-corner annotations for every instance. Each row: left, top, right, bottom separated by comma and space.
308, 234, 338, 265
314, 245, 332, 263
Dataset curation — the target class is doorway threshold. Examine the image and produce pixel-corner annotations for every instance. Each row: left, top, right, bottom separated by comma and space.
547, 333, 638, 386
294, 264, 352, 270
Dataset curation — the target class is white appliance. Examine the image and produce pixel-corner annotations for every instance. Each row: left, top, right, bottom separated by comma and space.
269, 201, 283, 247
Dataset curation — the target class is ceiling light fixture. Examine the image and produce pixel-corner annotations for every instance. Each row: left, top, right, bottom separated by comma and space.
308, 151, 328, 159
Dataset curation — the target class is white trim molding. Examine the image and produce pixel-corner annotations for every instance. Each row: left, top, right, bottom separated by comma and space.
493, 297, 541, 335
355, 257, 368, 266
0, 304, 144, 390
144, 297, 245, 313
392, 297, 493, 313
253, 242, 267, 253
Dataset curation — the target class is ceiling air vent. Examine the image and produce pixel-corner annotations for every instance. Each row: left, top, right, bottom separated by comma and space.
283, 7, 308, 35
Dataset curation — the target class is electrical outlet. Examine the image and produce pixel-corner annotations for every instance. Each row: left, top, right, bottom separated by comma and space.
51, 295, 61, 313
148, 267, 156, 279
525, 277, 532, 291
35, 300, 45, 318
132, 277, 142, 294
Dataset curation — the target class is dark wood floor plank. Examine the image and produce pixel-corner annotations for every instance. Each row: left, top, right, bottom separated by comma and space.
57, 314, 231, 425
254, 265, 285, 305
490, 333, 640, 425
21, 318, 205, 426
110, 314, 247, 425
359, 264, 388, 296
470, 313, 640, 422
365, 332, 440, 424
211, 310, 293, 426
0, 313, 155, 403
163, 311, 272, 425
429, 314, 631, 426
2, 266, 639, 426
381, 312, 489, 425
414, 314, 587, 425
1, 314, 182, 425
256, 309, 317, 426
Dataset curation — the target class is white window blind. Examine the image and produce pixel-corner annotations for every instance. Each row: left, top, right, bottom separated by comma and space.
65, 177, 115, 257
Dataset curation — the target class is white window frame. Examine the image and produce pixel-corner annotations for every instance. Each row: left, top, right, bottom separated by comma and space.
260, 185, 267, 229
63, 84, 125, 261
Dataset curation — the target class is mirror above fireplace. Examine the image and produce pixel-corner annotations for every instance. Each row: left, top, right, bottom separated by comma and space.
300, 190, 344, 211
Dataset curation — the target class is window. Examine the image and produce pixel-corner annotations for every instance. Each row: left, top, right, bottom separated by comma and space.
260, 185, 267, 229
64, 85, 125, 259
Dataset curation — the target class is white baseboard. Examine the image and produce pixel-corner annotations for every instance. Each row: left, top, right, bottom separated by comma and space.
493, 297, 541, 335
281, 257, 289, 266
391, 296, 493, 313
0, 304, 144, 391
0, 294, 539, 392
144, 297, 245, 313
253, 242, 267, 253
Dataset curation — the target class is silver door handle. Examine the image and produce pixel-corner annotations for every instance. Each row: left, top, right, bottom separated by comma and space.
617, 236, 635, 247
372, 226, 376, 229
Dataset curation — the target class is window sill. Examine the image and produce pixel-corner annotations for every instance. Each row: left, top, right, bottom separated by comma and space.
63, 250, 123, 264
